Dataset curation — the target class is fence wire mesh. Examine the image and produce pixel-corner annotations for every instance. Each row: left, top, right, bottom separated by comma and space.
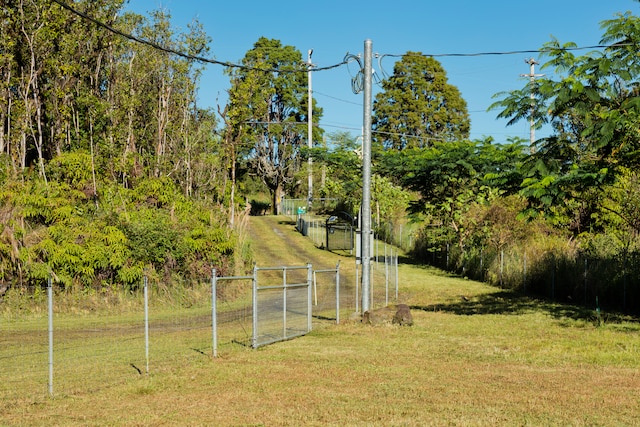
0, 254, 405, 405
253, 265, 311, 348
0, 263, 356, 404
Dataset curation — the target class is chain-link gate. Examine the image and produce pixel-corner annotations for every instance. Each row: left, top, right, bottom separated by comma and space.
251, 264, 312, 348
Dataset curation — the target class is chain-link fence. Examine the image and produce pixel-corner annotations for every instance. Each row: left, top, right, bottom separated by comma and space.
280, 198, 340, 220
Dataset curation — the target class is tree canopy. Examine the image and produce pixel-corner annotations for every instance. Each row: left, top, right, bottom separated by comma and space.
225, 37, 322, 213
378, 138, 527, 250
491, 11, 640, 227
0, 1, 237, 289
373, 53, 470, 150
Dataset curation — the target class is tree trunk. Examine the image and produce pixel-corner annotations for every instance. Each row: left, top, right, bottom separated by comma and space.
0, 69, 9, 156
20, 0, 47, 184
272, 183, 283, 215
155, 77, 171, 177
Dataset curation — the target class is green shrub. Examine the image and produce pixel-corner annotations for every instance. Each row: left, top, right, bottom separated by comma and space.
1, 175, 238, 292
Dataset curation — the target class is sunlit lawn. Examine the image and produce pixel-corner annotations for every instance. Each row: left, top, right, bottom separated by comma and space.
2, 216, 640, 426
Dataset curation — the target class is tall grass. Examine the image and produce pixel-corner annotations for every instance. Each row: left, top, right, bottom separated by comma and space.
421, 231, 640, 316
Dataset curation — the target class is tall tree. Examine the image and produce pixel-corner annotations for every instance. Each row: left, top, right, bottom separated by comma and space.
491, 10, 640, 227
0, 5, 16, 163
15, 0, 49, 178
226, 37, 322, 214
373, 52, 470, 150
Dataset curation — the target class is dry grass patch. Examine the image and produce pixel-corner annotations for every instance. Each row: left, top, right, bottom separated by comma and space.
6, 310, 639, 426
3, 216, 640, 426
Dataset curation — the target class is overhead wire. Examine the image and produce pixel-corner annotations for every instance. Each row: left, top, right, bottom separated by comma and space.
49, 0, 632, 142
51, 0, 630, 77
313, 90, 362, 106
49, 0, 348, 73
380, 43, 632, 59
376, 43, 633, 81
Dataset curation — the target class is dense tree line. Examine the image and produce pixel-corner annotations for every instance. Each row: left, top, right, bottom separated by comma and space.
1, 0, 220, 193
0, 1, 235, 290
0, 1, 327, 292
376, 9, 640, 313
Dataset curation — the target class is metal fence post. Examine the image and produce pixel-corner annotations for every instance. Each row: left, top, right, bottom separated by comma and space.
282, 267, 288, 340
252, 264, 258, 349
211, 268, 217, 359
144, 275, 149, 374
446, 243, 450, 268
500, 249, 504, 288
48, 276, 53, 397
480, 247, 484, 281
355, 264, 359, 314
370, 261, 374, 309
307, 263, 313, 332
385, 251, 389, 306
313, 270, 317, 306
395, 250, 399, 301
335, 262, 341, 325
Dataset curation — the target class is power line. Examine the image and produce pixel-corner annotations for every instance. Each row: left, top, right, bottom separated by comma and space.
313, 91, 362, 106
372, 129, 451, 143
49, 0, 347, 73
380, 43, 632, 59
50, 0, 630, 77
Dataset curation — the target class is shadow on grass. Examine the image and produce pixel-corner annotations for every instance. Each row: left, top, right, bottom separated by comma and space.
411, 290, 638, 326
278, 219, 296, 226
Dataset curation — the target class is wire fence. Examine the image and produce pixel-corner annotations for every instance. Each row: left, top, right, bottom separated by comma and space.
291, 209, 403, 313
422, 243, 640, 315
1, 244, 403, 405
279, 198, 340, 220
296, 216, 329, 248
2, 260, 384, 404
1, 278, 220, 404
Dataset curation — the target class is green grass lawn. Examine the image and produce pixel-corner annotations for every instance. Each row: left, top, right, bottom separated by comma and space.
2, 215, 639, 426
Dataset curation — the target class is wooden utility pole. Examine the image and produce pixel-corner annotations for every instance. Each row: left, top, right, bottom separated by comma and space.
521, 58, 544, 152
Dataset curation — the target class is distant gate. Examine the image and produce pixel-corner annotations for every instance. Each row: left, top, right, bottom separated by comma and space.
326, 215, 354, 252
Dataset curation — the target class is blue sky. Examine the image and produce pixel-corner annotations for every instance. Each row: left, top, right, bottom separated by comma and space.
125, 0, 638, 144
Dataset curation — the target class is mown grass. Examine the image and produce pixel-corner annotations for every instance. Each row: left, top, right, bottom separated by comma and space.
2, 215, 640, 426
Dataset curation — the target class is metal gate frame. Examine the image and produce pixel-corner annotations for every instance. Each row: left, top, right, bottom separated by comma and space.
313, 262, 341, 324
252, 264, 312, 349
212, 263, 344, 355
